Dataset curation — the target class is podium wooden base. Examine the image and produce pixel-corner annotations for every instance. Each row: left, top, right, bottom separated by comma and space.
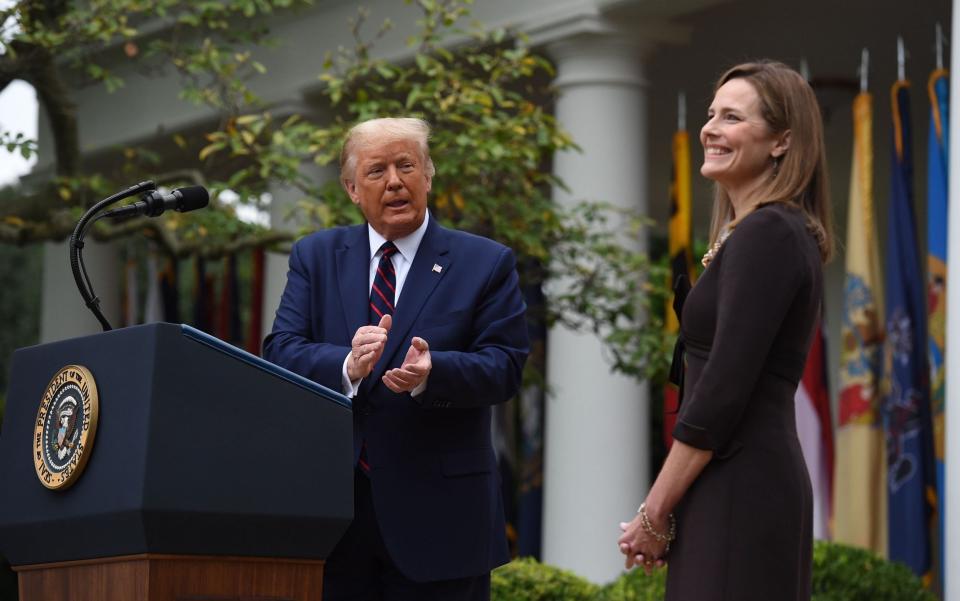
15, 554, 325, 601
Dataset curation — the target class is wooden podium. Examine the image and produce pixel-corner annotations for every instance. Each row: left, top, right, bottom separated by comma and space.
16, 554, 327, 600
0, 324, 354, 601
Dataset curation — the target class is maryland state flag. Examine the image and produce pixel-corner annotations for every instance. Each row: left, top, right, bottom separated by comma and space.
883, 80, 936, 581
925, 68, 948, 590
663, 127, 696, 448
833, 91, 887, 555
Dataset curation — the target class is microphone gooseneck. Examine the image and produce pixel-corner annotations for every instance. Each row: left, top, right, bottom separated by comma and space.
69, 182, 210, 332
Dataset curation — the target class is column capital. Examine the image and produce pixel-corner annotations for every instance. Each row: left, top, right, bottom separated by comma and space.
547, 34, 646, 90
525, 8, 689, 71
526, 12, 686, 91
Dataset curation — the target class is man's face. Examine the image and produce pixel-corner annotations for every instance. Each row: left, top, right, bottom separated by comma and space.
344, 138, 432, 240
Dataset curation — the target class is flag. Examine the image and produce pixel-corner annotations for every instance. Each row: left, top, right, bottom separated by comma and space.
883, 79, 936, 580
246, 247, 265, 355
160, 257, 180, 323
663, 127, 696, 448
794, 319, 834, 539
217, 253, 243, 345
926, 67, 948, 592
517, 279, 545, 558
122, 246, 140, 327
493, 400, 518, 555
193, 256, 215, 333
833, 91, 887, 555
143, 251, 163, 323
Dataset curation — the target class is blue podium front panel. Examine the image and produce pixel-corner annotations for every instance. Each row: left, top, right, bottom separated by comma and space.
0, 323, 352, 565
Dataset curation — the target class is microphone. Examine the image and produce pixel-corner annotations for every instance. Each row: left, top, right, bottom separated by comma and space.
102, 185, 209, 219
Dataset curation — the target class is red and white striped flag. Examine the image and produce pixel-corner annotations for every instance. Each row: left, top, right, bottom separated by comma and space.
795, 320, 834, 539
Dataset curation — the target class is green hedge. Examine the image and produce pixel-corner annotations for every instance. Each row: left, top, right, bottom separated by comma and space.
492, 541, 935, 601
811, 541, 937, 601
597, 564, 666, 601
492, 558, 600, 601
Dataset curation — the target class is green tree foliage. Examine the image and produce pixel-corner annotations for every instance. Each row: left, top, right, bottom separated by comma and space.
0, 244, 42, 421
1, 0, 673, 382
0, 0, 310, 251
204, 0, 674, 382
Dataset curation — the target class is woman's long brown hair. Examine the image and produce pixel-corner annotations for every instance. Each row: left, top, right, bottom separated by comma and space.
706, 61, 834, 262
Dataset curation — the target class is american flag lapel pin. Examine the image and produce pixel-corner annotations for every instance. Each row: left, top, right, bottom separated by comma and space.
432, 263, 443, 274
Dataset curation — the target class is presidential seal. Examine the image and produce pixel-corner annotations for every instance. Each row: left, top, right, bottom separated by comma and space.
33, 365, 99, 490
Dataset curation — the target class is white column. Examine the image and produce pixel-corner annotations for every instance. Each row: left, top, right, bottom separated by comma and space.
40, 240, 121, 343
542, 31, 651, 583
944, 3, 960, 598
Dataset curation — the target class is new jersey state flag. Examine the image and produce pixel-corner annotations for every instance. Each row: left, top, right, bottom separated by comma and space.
833, 91, 887, 555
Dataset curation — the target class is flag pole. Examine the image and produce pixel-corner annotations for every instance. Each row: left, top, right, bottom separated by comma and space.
860, 48, 870, 93
937, 22, 945, 71
898, 35, 906, 81
946, 4, 960, 599
677, 91, 686, 132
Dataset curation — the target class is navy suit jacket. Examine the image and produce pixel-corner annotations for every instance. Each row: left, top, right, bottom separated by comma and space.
263, 216, 529, 582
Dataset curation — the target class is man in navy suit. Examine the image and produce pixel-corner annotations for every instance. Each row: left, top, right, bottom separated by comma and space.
263, 117, 529, 600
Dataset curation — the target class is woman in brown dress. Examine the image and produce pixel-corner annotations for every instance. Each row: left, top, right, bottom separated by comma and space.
617, 61, 834, 600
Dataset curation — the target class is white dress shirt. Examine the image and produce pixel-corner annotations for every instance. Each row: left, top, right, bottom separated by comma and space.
341, 212, 430, 397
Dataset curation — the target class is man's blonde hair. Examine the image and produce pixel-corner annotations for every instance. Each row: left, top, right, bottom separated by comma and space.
340, 117, 435, 183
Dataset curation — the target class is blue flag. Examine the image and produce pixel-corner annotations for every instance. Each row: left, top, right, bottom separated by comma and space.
517, 281, 545, 558
883, 80, 936, 581
926, 68, 949, 591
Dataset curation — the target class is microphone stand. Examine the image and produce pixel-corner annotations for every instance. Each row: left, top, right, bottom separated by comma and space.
69, 181, 156, 332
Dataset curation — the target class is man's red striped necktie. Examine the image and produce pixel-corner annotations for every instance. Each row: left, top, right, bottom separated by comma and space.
369, 241, 397, 323
359, 240, 397, 473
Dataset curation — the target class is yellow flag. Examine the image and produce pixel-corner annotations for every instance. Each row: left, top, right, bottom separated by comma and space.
663, 129, 695, 448
666, 129, 695, 332
832, 92, 887, 555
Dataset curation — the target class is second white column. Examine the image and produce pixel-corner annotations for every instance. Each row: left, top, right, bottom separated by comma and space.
542, 29, 652, 583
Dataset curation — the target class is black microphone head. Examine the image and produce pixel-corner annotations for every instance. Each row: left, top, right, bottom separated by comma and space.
174, 186, 209, 213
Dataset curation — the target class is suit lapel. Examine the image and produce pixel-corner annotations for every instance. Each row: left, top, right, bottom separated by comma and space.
366, 218, 451, 391
336, 225, 370, 338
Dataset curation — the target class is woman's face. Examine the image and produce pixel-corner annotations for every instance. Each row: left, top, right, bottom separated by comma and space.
699, 78, 782, 192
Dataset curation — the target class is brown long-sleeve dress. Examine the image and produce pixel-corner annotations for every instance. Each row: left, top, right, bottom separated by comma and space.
666, 203, 821, 601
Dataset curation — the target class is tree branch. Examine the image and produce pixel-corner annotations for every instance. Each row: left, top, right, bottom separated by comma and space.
95, 219, 295, 258
26, 49, 79, 177
0, 210, 295, 257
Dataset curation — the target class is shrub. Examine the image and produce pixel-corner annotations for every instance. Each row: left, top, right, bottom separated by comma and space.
492, 557, 599, 601
492, 541, 935, 601
598, 566, 666, 601
811, 540, 937, 601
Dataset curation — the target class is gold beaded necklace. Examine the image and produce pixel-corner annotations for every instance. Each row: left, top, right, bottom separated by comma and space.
701, 226, 733, 267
